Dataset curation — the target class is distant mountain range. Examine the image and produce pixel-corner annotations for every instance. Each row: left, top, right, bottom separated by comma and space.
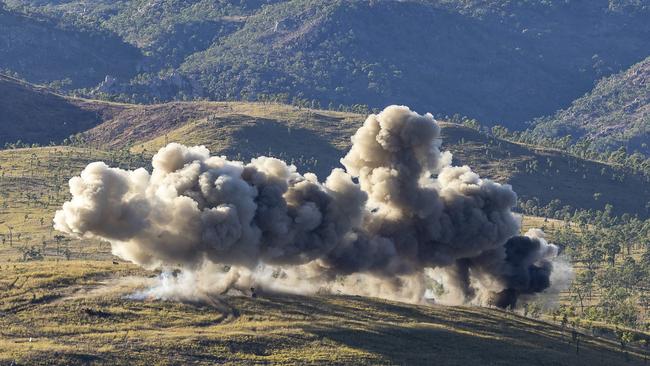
1, 0, 649, 130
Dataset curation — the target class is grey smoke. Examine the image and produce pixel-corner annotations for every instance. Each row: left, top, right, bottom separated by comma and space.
54, 105, 569, 307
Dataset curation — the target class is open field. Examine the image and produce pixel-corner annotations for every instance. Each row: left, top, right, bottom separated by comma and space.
0, 145, 648, 364
0, 146, 143, 262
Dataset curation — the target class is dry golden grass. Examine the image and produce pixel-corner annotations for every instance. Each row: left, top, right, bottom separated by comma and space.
0, 145, 648, 365
1, 261, 648, 365
0, 147, 127, 262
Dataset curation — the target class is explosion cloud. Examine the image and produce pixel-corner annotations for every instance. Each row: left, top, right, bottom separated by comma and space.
54, 105, 570, 307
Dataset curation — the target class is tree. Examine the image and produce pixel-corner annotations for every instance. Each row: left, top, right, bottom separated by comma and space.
599, 288, 637, 327
54, 234, 65, 255
6, 225, 13, 247
572, 270, 594, 314
617, 330, 634, 361
602, 239, 621, 267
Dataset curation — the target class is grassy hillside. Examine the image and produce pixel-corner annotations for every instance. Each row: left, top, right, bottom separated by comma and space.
74, 101, 650, 217
0, 260, 648, 365
522, 213, 650, 324
0, 75, 646, 216
0, 146, 143, 261
0, 128, 647, 365
532, 56, 649, 155
3, 0, 649, 127
84, 102, 360, 175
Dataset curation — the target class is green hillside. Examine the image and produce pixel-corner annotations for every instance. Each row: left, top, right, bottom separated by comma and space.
101, 0, 277, 69
179, 0, 650, 127
532, 56, 649, 155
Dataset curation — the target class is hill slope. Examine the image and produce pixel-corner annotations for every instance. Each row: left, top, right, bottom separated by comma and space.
75, 101, 650, 217
0, 75, 104, 145
179, 0, 650, 127
0, 261, 647, 365
532, 56, 649, 155
0, 5, 141, 88
1, 77, 646, 216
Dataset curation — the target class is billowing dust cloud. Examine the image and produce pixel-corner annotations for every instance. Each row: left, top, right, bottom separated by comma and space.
54, 105, 571, 308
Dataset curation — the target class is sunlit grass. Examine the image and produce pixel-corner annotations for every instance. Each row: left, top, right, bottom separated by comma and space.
0, 260, 647, 365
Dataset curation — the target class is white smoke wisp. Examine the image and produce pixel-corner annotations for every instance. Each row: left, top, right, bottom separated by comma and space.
54, 105, 571, 308
132, 263, 428, 305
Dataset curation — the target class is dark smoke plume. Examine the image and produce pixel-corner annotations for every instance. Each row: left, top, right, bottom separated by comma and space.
54, 106, 570, 306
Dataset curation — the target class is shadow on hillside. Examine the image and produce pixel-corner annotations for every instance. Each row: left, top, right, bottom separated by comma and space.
439, 124, 650, 218
225, 118, 344, 178
237, 293, 641, 365
0, 75, 102, 145
310, 325, 520, 365
250, 294, 553, 341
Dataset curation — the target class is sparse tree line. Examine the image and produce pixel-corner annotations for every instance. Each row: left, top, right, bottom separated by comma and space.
84, 88, 379, 116
517, 198, 650, 358
519, 199, 650, 333
444, 115, 650, 182
0, 145, 148, 263
2, 131, 101, 151
487, 123, 650, 180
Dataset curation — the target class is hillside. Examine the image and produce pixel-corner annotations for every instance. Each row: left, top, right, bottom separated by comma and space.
0, 110, 648, 365
179, 0, 650, 127
0, 143, 644, 365
0, 75, 104, 145
0, 5, 141, 88
1, 261, 648, 365
2, 1, 649, 364
75, 101, 650, 217
532, 56, 649, 155
3, 0, 649, 127
0, 74, 646, 216
441, 124, 650, 218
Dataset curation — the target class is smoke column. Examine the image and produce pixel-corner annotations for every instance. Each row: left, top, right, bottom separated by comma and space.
54, 105, 570, 307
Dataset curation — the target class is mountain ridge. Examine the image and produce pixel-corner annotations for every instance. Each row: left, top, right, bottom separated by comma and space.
2, 0, 649, 128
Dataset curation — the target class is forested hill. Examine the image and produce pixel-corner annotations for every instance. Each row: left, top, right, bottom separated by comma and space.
179, 0, 650, 128
2, 0, 649, 128
532, 56, 649, 155
0, 4, 141, 88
